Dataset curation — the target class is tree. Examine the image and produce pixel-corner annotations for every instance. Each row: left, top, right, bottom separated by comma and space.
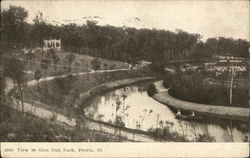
91, 58, 101, 80
47, 49, 60, 74
61, 24, 85, 52
1, 6, 28, 48
52, 54, 60, 74
34, 70, 42, 91
204, 37, 250, 58
25, 49, 35, 69
65, 53, 76, 72
91, 58, 101, 70
189, 42, 212, 64
0, 69, 7, 123
3, 58, 26, 114
30, 11, 51, 47
40, 59, 50, 76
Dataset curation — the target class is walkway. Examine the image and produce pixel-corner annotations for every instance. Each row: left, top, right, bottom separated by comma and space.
7, 70, 156, 142
27, 68, 128, 86
153, 80, 250, 122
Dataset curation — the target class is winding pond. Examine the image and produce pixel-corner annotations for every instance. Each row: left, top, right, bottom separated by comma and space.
85, 81, 249, 142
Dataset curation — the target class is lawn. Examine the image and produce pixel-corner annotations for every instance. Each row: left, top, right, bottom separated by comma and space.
3, 49, 129, 81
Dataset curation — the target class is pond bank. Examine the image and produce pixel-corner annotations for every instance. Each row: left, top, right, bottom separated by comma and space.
152, 80, 249, 122
74, 77, 156, 107
9, 72, 158, 142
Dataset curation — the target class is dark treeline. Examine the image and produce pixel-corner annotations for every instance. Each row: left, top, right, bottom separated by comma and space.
1, 6, 249, 64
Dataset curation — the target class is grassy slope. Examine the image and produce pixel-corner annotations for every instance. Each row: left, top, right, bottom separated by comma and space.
0, 105, 130, 142
2, 49, 133, 142
22, 68, 152, 115
4, 49, 129, 81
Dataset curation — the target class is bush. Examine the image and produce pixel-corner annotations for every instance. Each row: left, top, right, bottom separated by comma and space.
147, 127, 188, 142
147, 84, 157, 97
91, 58, 101, 70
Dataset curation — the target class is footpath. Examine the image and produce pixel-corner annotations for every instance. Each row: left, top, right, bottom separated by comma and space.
152, 80, 250, 122
7, 70, 156, 142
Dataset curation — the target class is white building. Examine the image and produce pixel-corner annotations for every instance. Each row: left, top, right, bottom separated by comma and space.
43, 39, 61, 51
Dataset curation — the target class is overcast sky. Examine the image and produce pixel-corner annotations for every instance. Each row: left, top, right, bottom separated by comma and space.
2, 0, 249, 41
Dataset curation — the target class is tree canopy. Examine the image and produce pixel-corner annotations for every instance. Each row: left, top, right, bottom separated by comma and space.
1, 5, 28, 48
1, 6, 249, 63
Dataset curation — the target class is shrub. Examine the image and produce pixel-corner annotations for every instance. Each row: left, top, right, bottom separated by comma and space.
147, 84, 157, 97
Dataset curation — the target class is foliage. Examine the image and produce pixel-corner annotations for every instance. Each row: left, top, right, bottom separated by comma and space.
0, 71, 129, 142
196, 134, 216, 142
25, 50, 36, 69
147, 120, 188, 142
40, 59, 50, 76
147, 83, 157, 97
34, 70, 42, 90
0, 104, 128, 142
205, 37, 250, 58
163, 72, 249, 108
2, 6, 249, 63
3, 57, 26, 84
46, 48, 60, 74
2, 57, 26, 113
136, 109, 153, 130
65, 53, 76, 71
162, 72, 176, 89
91, 58, 101, 70
1, 5, 28, 48
112, 95, 130, 128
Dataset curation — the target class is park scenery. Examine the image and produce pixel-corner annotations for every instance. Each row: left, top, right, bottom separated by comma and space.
1, 1, 249, 142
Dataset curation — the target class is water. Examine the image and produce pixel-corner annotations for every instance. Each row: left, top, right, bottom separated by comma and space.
85, 81, 249, 142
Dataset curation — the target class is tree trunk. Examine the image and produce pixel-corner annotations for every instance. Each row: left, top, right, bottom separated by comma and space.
54, 65, 57, 74
68, 63, 72, 72
29, 60, 32, 69
18, 83, 24, 114
229, 120, 234, 142
229, 69, 235, 104
37, 80, 40, 91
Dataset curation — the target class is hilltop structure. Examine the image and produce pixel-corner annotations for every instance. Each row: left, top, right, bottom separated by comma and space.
43, 39, 61, 51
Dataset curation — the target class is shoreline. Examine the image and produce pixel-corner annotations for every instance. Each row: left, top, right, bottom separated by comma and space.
12, 73, 160, 142
74, 77, 156, 108
152, 80, 250, 122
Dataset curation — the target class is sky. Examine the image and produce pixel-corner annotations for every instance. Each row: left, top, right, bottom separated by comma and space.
2, 0, 249, 41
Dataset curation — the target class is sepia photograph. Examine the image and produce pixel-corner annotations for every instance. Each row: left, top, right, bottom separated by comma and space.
0, 0, 249, 157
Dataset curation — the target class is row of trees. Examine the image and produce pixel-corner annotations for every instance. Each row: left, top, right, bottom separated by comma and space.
1, 6, 249, 64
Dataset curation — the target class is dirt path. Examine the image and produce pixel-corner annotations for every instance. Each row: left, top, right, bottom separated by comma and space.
10, 98, 155, 142
6, 71, 157, 142
27, 68, 129, 86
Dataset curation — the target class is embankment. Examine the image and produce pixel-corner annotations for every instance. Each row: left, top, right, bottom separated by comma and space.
10, 71, 157, 142
152, 80, 249, 122
74, 77, 156, 107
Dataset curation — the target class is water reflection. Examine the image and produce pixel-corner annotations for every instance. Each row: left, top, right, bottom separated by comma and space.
85, 82, 249, 142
